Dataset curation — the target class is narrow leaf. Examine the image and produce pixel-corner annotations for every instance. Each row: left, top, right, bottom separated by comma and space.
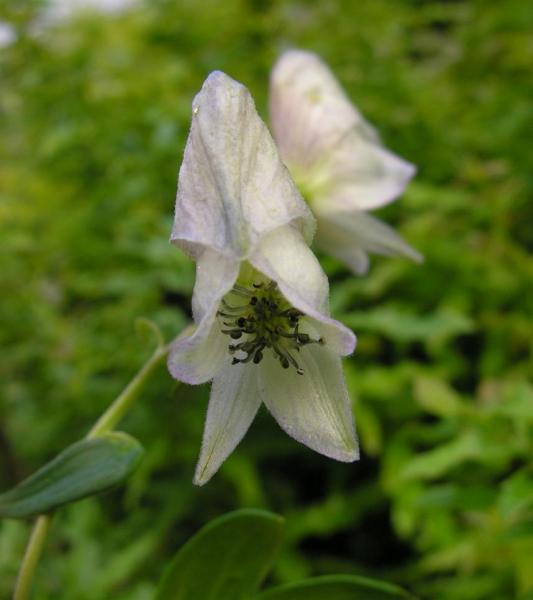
156, 509, 284, 600
339, 306, 474, 343
413, 376, 466, 418
256, 575, 415, 600
0, 432, 144, 519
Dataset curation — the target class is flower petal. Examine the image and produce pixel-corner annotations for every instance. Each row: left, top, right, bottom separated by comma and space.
171, 70, 314, 260
194, 358, 262, 485
167, 319, 227, 386
316, 218, 370, 275
314, 143, 416, 212
259, 343, 358, 462
270, 49, 372, 175
270, 49, 415, 211
315, 209, 423, 275
249, 225, 356, 356
190, 247, 240, 323
168, 248, 239, 384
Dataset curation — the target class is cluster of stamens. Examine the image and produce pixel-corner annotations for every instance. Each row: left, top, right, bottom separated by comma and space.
217, 280, 324, 375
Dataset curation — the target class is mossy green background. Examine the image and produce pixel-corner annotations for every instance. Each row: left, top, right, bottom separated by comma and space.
1, 1, 531, 598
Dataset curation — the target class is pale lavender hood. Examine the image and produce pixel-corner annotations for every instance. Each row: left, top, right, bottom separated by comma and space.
171, 70, 315, 261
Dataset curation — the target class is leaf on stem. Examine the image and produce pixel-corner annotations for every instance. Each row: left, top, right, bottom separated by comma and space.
0, 432, 144, 519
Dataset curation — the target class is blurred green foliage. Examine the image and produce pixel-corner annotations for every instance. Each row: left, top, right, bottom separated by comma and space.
0, 0, 531, 599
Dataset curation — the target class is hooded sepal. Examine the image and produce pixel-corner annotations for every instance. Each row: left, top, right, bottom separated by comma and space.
172, 71, 314, 261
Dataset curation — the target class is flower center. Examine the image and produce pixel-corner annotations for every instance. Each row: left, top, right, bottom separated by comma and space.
217, 280, 324, 375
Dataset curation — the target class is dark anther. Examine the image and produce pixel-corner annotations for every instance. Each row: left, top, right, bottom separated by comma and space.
222, 328, 244, 339
237, 317, 246, 327
250, 296, 258, 305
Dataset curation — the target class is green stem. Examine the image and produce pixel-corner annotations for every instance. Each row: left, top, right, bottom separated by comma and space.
13, 515, 53, 600
87, 344, 169, 438
13, 342, 170, 600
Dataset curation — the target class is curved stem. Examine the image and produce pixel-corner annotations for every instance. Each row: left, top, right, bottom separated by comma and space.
88, 344, 169, 438
13, 515, 53, 600
13, 342, 171, 600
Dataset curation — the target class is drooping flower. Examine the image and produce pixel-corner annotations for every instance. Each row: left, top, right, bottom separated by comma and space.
269, 49, 422, 275
168, 71, 358, 485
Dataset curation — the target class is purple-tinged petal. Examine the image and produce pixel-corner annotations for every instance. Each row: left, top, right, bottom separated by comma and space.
172, 70, 314, 261
168, 248, 239, 385
315, 208, 422, 275
259, 342, 358, 462
249, 225, 356, 356
194, 358, 262, 485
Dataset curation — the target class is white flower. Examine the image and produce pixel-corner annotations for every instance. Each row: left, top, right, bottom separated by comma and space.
168, 71, 359, 485
269, 49, 423, 275
0, 21, 16, 48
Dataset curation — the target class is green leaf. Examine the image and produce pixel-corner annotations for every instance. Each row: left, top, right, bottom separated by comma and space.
256, 575, 415, 600
156, 509, 284, 600
398, 431, 482, 482
0, 432, 144, 519
498, 468, 533, 519
339, 306, 474, 343
413, 376, 467, 418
